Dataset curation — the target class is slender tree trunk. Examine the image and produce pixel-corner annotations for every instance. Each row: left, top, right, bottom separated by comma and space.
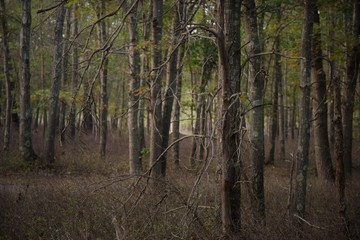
243, 0, 265, 224
59, 7, 71, 144
292, 0, 314, 233
149, 0, 164, 179
97, 0, 108, 158
159, 0, 184, 176
69, 3, 78, 139
268, 21, 281, 165
172, 47, 184, 167
1, 0, 14, 151
19, 0, 36, 161
190, 58, 212, 166
312, 5, 334, 182
126, 1, 141, 175
217, 0, 242, 235
290, 85, 296, 139
333, 76, 350, 236
342, 0, 360, 176
279, 52, 286, 161
44, 2, 66, 165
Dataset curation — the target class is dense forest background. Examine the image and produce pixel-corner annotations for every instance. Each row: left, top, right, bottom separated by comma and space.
0, 0, 359, 239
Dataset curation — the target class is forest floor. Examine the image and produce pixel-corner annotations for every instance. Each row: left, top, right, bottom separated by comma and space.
0, 126, 359, 239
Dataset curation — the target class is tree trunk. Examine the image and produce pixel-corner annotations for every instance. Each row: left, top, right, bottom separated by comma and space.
44, 2, 66, 165
268, 17, 281, 165
279, 51, 286, 161
172, 47, 184, 167
243, 0, 265, 224
342, 0, 360, 176
69, 3, 79, 139
159, 0, 185, 176
59, 7, 71, 144
0, 0, 14, 151
217, 0, 242, 235
149, 0, 164, 179
333, 76, 350, 236
19, 0, 36, 161
97, 0, 108, 158
292, 0, 314, 233
312, 5, 334, 182
126, 1, 141, 175
190, 58, 213, 166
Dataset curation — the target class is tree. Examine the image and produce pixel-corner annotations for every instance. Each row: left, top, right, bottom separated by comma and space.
149, 0, 164, 179
69, 3, 79, 139
0, 0, 14, 151
292, 0, 314, 233
44, 2, 66, 165
97, 0, 109, 158
243, 0, 265, 224
312, 4, 334, 181
216, 0, 242, 234
19, 0, 36, 161
59, 7, 71, 144
159, 0, 185, 176
125, 0, 141, 175
342, 0, 360, 176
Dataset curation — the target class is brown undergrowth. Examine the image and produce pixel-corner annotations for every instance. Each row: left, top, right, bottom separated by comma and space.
0, 126, 359, 239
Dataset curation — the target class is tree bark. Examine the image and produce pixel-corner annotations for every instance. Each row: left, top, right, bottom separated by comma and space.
342, 0, 360, 176
172, 47, 184, 167
69, 3, 78, 139
59, 7, 71, 144
292, 0, 314, 233
268, 17, 281, 165
159, 0, 185, 176
149, 0, 164, 179
19, 0, 36, 161
125, 1, 141, 175
312, 5, 334, 182
243, 0, 265, 224
44, 2, 66, 165
217, 0, 242, 235
333, 76, 350, 236
97, 0, 109, 158
0, 0, 14, 151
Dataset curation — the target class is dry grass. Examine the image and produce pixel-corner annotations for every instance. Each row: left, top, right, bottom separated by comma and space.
0, 126, 359, 239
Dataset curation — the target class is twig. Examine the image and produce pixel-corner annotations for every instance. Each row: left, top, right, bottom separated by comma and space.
293, 214, 329, 231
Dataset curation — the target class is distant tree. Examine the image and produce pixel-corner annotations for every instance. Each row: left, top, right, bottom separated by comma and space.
19, 0, 36, 161
292, 0, 314, 234
44, 2, 66, 165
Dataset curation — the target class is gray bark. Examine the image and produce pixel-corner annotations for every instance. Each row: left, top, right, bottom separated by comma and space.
59, 7, 71, 143
292, 0, 314, 233
69, 3, 78, 139
312, 5, 334, 181
44, 2, 66, 165
19, 0, 36, 161
97, 0, 108, 158
149, 0, 164, 179
125, 1, 141, 175
243, 0, 265, 224
217, 0, 242, 234
159, 0, 184, 176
